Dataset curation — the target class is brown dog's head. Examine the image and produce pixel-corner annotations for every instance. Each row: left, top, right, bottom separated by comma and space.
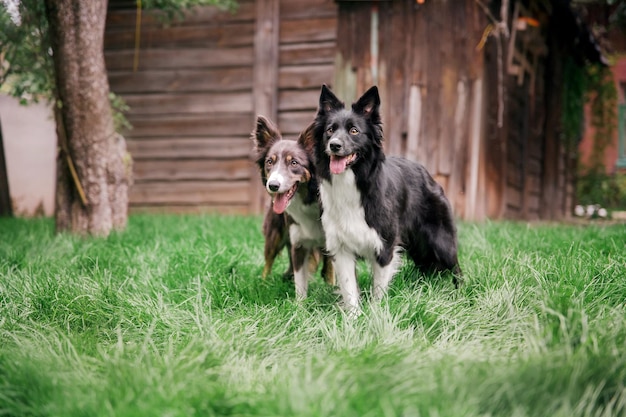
252, 116, 317, 214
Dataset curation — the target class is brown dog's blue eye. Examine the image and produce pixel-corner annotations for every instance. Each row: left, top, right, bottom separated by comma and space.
291, 160, 298, 166
266, 159, 273, 165
350, 127, 359, 135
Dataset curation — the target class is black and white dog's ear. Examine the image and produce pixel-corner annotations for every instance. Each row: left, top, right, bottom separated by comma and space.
318, 84, 344, 114
252, 115, 281, 149
352, 85, 381, 118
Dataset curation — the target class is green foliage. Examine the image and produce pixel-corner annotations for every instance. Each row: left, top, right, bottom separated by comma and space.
0, 0, 54, 103
576, 63, 620, 208
1, 0, 236, 132
143, 0, 238, 14
0, 0, 132, 132
585, 63, 618, 172
0, 215, 625, 417
109, 92, 132, 133
562, 59, 618, 156
563, 57, 620, 208
562, 57, 587, 147
577, 171, 626, 208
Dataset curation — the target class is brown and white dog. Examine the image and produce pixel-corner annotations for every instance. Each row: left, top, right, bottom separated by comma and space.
253, 116, 334, 297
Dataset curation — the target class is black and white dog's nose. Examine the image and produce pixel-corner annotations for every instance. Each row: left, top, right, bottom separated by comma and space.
267, 180, 280, 192
329, 139, 342, 153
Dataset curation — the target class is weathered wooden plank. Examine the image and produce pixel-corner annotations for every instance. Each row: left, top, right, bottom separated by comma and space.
109, 67, 253, 93
280, 0, 336, 20
528, 173, 542, 194
104, 23, 254, 50
505, 186, 522, 212
277, 89, 320, 112
506, 164, 523, 189
252, 0, 280, 215
384, 1, 408, 157
437, 4, 456, 176
127, 138, 253, 159
277, 110, 317, 136
253, 0, 280, 121
465, 77, 485, 221
125, 114, 253, 138
527, 185, 542, 218
405, 84, 422, 162
423, 3, 443, 174
123, 92, 253, 115
540, 33, 564, 220
279, 42, 336, 66
278, 64, 334, 89
106, 2, 255, 28
133, 158, 250, 181
353, 5, 375, 94
333, 4, 357, 102
105, 47, 253, 71
130, 180, 251, 204
280, 17, 337, 44
527, 157, 542, 175
447, 77, 470, 215
483, 35, 508, 219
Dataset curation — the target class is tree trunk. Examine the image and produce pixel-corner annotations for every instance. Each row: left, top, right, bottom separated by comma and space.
45, 0, 131, 236
0, 118, 13, 217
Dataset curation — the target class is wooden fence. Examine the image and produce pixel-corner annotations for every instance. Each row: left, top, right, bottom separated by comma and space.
105, 0, 337, 214
105, 0, 594, 220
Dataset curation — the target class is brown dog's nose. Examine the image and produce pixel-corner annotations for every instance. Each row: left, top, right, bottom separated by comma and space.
268, 180, 280, 192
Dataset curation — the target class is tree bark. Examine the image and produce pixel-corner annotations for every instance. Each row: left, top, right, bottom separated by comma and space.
45, 0, 131, 236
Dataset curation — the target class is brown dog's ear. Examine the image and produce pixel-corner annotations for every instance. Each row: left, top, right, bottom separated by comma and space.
252, 115, 282, 173
318, 84, 344, 114
296, 122, 316, 156
252, 115, 282, 150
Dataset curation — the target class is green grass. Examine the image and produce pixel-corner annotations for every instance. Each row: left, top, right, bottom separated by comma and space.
0, 215, 625, 417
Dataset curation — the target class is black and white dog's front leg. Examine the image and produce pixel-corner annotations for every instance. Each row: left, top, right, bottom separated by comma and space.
333, 249, 360, 315
371, 247, 402, 301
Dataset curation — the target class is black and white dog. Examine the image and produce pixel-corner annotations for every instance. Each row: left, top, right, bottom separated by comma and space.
313, 85, 461, 313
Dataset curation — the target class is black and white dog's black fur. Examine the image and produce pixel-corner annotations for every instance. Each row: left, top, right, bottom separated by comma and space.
313, 85, 461, 312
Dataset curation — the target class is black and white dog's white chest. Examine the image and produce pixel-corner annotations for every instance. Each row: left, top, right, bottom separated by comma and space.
319, 170, 384, 259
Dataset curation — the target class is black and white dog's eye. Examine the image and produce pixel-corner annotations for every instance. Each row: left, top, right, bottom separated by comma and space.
326, 127, 334, 135
349, 127, 359, 135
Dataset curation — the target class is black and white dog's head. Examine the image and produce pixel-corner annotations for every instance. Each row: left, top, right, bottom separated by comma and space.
313, 85, 384, 180
252, 116, 317, 214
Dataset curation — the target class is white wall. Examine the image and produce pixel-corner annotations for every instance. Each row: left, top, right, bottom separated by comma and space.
0, 95, 56, 216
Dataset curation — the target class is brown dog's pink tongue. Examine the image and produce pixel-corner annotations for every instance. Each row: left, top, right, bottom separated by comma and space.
273, 193, 289, 214
330, 155, 349, 175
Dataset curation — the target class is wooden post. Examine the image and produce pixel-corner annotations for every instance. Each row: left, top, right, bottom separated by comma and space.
448, 78, 469, 215
251, 0, 280, 214
384, 0, 408, 157
406, 85, 422, 162
540, 30, 563, 220
0, 118, 12, 217
466, 77, 485, 221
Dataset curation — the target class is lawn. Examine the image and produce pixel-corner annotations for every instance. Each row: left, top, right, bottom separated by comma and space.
0, 215, 625, 417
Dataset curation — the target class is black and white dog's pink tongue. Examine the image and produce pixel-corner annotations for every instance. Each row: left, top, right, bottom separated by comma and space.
273, 193, 289, 214
330, 155, 349, 175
